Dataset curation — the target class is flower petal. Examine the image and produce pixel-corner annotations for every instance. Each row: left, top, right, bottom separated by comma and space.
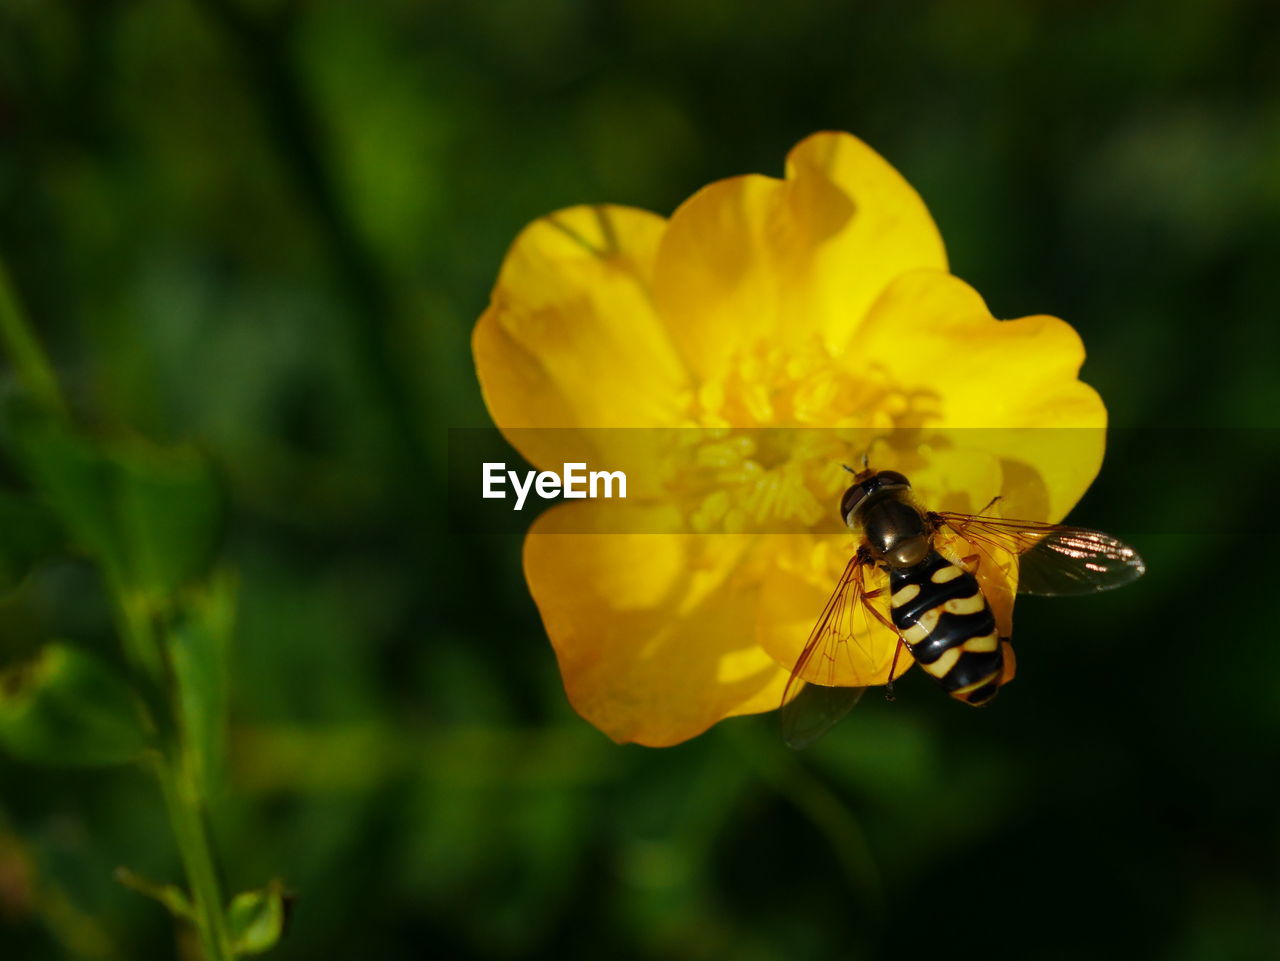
850, 269, 1107, 522
473, 205, 690, 468
525, 504, 788, 746
652, 132, 947, 380
786, 132, 949, 353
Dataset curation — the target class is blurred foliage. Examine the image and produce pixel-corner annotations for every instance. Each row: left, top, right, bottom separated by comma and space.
0, 642, 146, 767
226, 879, 288, 956
11, 412, 223, 599
1, 1, 1279, 959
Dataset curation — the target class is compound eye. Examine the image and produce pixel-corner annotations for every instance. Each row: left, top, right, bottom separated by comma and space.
839, 484, 866, 521
876, 470, 910, 488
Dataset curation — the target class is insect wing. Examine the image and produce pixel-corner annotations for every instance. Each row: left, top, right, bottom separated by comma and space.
781, 683, 866, 751
780, 554, 870, 749
935, 513, 1146, 596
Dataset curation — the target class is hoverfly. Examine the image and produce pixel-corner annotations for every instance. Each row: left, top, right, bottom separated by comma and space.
781, 465, 1145, 748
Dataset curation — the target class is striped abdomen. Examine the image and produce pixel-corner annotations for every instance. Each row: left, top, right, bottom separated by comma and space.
889, 551, 1003, 706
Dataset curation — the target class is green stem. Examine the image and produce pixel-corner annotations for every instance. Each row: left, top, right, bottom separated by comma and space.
115, 587, 230, 959
155, 756, 235, 961
0, 259, 69, 418
0, 256, 233, 959
113, 580, 166, 693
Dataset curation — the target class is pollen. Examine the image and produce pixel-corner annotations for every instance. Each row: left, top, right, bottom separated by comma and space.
674, 336, 938, 533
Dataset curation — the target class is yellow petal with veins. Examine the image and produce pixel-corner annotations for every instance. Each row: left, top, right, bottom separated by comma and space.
526, 503, 788, 746
786, 132, 949, 354
653, 133, 946, 382
473, 204, 690, 471
850, 269, 1106, 522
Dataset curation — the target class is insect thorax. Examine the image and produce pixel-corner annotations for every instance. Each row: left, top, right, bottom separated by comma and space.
856, 492, 931, 569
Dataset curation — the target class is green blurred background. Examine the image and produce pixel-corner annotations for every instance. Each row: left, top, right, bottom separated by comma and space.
2, 1, 1279, 958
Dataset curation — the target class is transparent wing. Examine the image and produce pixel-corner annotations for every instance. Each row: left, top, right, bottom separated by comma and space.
934, 512, 1146, 597
780, 683, 866, 751
780, 552, 875, 750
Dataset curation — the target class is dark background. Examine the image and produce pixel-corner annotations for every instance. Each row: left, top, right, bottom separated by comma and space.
2, 1, 1279, 959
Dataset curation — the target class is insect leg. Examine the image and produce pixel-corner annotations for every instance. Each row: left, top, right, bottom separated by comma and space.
856, 588, 910, 701
885, 639, 906, 702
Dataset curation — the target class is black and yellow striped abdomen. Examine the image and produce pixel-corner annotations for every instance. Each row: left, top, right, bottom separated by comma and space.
889, 551, 1003, 706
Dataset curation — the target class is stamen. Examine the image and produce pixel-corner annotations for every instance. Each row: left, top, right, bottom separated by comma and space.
675, 337, 940, 532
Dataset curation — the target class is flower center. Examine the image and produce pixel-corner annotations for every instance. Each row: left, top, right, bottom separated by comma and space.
673, 336, 941, 534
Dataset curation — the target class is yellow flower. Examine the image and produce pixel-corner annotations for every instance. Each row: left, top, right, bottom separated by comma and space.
473, 132, 1105, 747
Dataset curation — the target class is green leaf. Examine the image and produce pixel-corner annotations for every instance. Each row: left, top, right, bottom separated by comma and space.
114, 866, 194, 920
0, 642, 149, 766
9, 411, 224, 599
228, 879, 290, 956
0, 490, 62, 594
109, 440, 224, 597
171, 571, 237, 797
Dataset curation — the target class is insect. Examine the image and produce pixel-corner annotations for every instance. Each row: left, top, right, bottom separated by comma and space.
781, 465, 1145, 748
